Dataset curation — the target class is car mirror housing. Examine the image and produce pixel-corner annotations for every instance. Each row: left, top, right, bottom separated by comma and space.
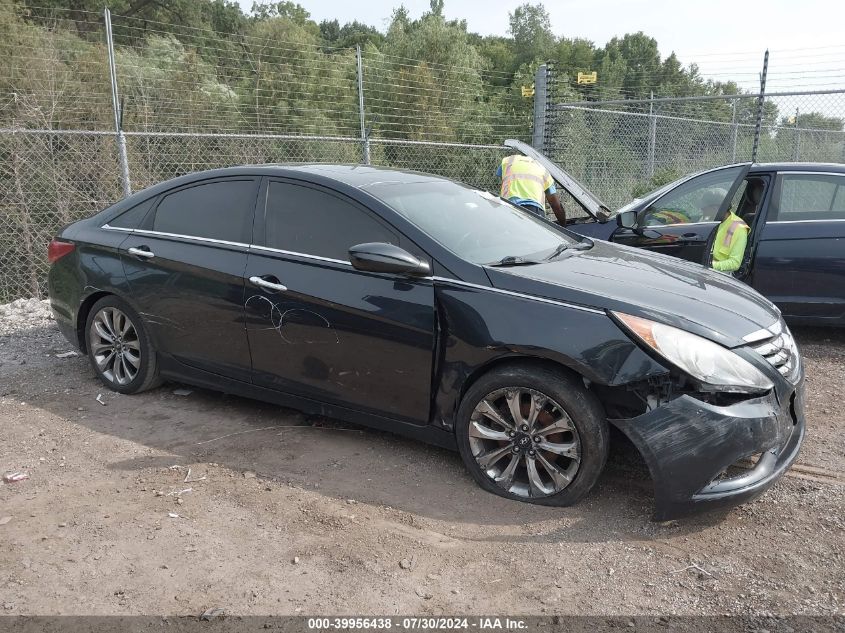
616, 210, 639, 231
349, 242, 432, 277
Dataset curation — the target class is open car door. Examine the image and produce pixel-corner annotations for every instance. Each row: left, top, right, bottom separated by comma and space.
615, 164, 752, 265
504, 139, 611, 226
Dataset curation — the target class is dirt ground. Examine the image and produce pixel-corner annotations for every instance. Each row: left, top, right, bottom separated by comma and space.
1, 301, 843, 617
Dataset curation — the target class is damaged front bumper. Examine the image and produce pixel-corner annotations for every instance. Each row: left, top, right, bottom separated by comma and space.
611, 381, 805, 520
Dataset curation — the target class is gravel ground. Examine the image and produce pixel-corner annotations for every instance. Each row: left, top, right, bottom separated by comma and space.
0, 298, 843, 617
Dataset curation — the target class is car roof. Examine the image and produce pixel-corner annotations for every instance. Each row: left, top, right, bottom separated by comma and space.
172, 163, 448, 188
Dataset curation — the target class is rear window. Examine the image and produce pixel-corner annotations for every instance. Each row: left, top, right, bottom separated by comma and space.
772, 174, 845, 221
109, 197, 156, 229
152, 179, 257, 242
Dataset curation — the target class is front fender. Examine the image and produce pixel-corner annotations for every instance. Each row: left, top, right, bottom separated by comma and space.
431, 281, 668, 428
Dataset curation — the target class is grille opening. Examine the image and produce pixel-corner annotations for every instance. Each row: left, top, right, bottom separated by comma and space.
712, 452, 764, 483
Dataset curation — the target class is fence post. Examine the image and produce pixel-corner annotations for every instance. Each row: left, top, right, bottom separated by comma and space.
730, 99, 738, 162
105, 8, 131, 197
532, 64, 548, 152
647, 91, 656, 178
751, 49, 769, 163
356, 45, 370, 165
792, 108, 801, 161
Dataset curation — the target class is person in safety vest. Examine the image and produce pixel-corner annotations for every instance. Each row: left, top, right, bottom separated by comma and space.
496, 155, 566, 224
711, 205, 750, 273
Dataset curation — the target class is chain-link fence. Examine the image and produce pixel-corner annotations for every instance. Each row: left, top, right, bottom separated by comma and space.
543, 78, 845, 209
0, 128, 510, 303
3, 4, 845, 302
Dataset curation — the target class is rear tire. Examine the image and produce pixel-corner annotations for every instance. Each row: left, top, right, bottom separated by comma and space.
456, 364, 608, 507
84, 295, 161, 394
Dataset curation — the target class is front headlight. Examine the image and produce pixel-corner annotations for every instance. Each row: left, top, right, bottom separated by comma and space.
614, 312, 773, 393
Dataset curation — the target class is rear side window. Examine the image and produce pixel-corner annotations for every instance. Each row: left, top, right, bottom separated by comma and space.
772, 174, 845, 221
264, 181, 397, 260
152, 179, 257, 242
109, 197, 156, 229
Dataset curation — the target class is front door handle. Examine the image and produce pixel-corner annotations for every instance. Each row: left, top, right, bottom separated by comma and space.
249, 276, 288, 293
127, 247, 155, 259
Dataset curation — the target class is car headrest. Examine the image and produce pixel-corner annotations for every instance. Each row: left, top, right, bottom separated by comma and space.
747, 181, 764, 205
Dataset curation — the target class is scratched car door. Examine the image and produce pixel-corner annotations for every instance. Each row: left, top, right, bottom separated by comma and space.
120, 177, 258, 381
243, 178, 436, 425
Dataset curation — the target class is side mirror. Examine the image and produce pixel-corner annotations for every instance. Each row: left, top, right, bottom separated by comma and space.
349, 242, 431, 277
616, 210, 639, 231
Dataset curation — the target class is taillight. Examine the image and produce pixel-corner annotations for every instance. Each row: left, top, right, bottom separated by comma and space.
48, 239, 75, 263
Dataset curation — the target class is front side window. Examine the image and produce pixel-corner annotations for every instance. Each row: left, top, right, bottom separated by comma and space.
641, 166, 744, 226
362, 180, 577, 265
264, 181, 397, 260
772, 174, 845, 221
152, 179, 257, 242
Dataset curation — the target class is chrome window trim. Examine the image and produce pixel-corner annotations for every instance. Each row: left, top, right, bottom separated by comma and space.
642, 221, 718, 229
250, 244, 353, 266
103, 224, 602, 313
102, 224, 250, 249
777, 171, 845, 177
431, 276, 604, 314
768, 218, 845, 224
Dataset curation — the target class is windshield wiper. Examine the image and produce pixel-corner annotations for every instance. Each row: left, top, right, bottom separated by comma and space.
486, 255, 542, 267
543, 240, 592, 261
543, 242, 570, 261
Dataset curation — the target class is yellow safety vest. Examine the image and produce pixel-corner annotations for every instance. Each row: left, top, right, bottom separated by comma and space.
500, 155, 553, 206
713, 212, 749, 262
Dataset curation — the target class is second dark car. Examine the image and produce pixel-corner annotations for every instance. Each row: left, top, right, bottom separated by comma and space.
512, 140, 845, 326
48, 164, 804, 519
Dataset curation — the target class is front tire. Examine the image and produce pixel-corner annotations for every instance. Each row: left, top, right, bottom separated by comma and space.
456, 365, 608, 507
85, 296, 161, 394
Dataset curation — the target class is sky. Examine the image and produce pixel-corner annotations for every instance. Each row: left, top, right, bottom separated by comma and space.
241, 0, 845, 94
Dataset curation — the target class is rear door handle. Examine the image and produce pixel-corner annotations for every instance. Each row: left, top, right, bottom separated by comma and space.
127, 247, 155, 259
249, 276, 288, 293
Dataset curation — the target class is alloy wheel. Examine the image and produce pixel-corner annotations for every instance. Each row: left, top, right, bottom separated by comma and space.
89, 307, 141, 386
468, 387, 581, 498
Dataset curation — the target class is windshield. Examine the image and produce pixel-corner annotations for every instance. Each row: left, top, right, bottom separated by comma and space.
363, 180, 577, 265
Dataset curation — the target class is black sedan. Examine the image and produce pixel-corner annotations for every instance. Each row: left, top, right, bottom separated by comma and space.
513, 140, 845, 326
48, 164, 804, 519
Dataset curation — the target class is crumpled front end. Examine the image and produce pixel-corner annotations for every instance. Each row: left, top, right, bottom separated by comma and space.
611, 379, 805, 520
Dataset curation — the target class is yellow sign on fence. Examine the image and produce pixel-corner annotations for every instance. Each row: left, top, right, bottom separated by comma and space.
521, 85, 535, 98
577, 71, 597, 85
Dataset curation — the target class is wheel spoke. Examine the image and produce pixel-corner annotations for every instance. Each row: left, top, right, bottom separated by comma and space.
124, 349, 141, 369
90, 340, 112, 354
476, 399, 514, 431
103, 310, 119, 339
119, 314, 133, 336
536, 413, 574, 436
505, 391, 525, 427
538, 440, 580, 461
469, 420, 511, 442
124, 338, 140, 351
536, 451, 574, 491
93, 321, 114, 343
121, 355, 135, 382
476, 444, 515, 470
526, 393, 545, 430
526, 457, 549, 497
96, 350, 115, 371
493, 454, 520, 490
114, 354, 126, 384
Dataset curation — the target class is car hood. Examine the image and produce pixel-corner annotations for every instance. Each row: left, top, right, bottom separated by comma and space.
484, 240, 780, 348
